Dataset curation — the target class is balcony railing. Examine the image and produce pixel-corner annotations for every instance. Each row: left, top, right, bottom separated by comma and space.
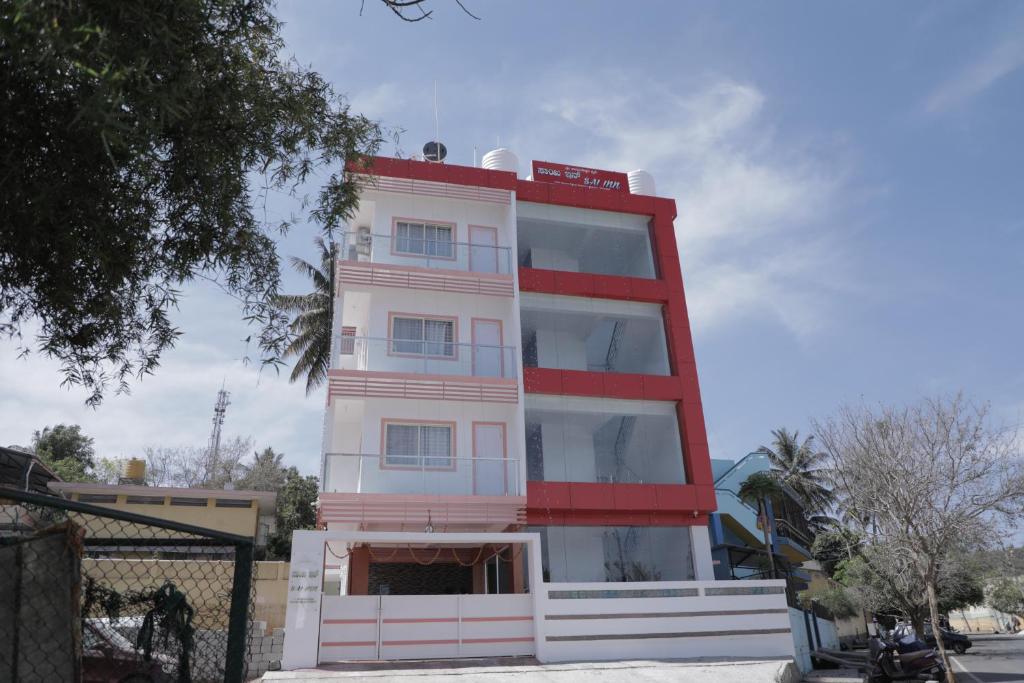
322, 453, 522, 497
337, 336, 517, 379
339, 231, 513, 275
773, 517, 814, 550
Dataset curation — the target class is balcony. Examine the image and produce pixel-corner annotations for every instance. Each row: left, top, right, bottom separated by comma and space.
336, 231, 515, 297
338, 336, 516, 379
520, 294, 671, 376
517, 202, 656, 279
328, 337, 520, 404
319, 454, 526, 530
525, 396, 686, 485
323, 453, 522, 496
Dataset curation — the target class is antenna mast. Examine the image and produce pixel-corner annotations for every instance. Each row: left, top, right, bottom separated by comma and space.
433, 80, 440, 155
208, 384, 230, 462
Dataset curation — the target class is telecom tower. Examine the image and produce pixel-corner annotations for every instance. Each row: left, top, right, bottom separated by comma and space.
208, 385, 230, 461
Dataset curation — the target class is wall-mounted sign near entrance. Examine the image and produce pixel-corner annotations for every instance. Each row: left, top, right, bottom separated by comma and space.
531, 161, 629, 192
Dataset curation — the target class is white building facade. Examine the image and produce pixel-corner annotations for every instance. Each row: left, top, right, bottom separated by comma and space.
282, 151, 795, 667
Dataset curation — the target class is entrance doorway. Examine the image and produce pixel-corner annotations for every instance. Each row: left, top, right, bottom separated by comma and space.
368, 562, 473, 595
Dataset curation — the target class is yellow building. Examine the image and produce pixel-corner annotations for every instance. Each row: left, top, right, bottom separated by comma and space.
47, 481, 276, 547
47, 479, 289, 629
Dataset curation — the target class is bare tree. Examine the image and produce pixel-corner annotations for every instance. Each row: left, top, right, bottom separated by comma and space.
144, 436, 253, 489
368, 0, 481, 22
815, 394, 1024, 682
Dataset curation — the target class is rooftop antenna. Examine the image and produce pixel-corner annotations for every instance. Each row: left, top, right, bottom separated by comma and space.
422, 80, 447, 163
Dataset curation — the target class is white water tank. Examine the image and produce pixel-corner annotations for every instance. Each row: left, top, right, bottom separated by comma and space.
627, 169, 656, 196
482, 148, 519, 176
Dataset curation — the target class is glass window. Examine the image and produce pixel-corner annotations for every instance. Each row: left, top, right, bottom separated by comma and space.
384, 422, 453, 468
340, 326, 356, 355
390, 316, 455, 357
531, 525, 695, 582
395, 221, 454, 258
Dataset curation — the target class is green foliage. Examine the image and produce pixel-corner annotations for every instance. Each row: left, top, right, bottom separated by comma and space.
812, 529, 862, 576
32, 424, 97, 481
801, 585, 859, 619
738, 471, 783, 508
760, 428, 835, 514
266, 467, 319, 559
1, 0, 382, 404
275, 238, 336, 394
237, 447, 288, 492
835, 546, 985, 625
987, 577, 1024, 616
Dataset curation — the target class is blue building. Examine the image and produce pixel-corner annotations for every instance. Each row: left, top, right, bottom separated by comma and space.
709, 452, 815, 589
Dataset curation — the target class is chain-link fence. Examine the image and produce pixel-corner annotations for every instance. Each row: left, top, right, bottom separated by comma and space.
0, 487, 254, 682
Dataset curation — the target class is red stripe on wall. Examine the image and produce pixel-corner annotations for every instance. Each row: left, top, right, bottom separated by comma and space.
323, 618, 377, 625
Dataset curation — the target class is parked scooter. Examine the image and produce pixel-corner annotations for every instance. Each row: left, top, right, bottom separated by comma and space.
863, 620, 946, 682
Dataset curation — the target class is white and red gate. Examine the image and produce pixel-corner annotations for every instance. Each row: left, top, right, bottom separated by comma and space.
318, 593, 535, 662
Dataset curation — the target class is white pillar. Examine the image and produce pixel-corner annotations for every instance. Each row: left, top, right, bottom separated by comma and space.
281, 531, 327, 670
690, 525, 715, 581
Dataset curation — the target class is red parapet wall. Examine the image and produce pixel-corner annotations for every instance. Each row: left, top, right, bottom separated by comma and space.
526, 481, 714, 526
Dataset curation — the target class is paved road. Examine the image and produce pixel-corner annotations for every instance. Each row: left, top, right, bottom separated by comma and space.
952, 634, 1024, 683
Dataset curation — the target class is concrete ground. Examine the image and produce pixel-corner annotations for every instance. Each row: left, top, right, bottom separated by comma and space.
261, 657, 799, 682
951, 633, 1024, 683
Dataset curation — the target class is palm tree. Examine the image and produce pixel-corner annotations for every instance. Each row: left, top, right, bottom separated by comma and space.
738, 471, 785, 579
759, 428, 835, 515
276, 237, 336, 394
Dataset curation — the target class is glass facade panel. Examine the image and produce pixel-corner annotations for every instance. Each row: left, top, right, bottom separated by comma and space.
532, 525, 695, 582
516, 204, 656, 278
520, 297, 670, 375
525, 398, 686, 485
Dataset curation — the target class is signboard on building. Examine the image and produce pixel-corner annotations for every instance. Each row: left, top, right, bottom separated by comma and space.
531, 160, 629, 192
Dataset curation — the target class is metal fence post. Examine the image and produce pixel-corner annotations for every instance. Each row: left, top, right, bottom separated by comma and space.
224, 541, 254, 683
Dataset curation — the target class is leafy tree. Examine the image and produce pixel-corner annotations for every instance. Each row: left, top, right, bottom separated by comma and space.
812, 528, 863, 576
801, 585, 859, 619
237, 447, 288, 492
275, 238, 336, 394
1, 0, 383, 404
759, 428, 834, 514
32, 424, 97, 482
817, 395, 1024, 682
834, 547, 985, 629
266, 467, 318, 559
987, 577, 1024, 616
738, 471, 784, 579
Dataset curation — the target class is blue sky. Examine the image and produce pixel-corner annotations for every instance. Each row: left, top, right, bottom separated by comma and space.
2, 0, 1023, 477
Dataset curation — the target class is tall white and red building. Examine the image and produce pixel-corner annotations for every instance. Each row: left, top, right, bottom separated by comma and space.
282, 148, 793, 668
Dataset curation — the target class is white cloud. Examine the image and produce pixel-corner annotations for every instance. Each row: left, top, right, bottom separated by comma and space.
517, 72, 853, 339
0, 297, 324, 474
349, 82, 406, 121
925, 30, 1024, 113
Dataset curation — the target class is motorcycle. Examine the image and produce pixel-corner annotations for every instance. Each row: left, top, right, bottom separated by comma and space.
863, 620, 946, 682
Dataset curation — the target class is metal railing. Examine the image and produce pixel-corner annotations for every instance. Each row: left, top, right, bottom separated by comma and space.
322, 453, 522, 497
773, 517, 814, 550
339, 231, 513, 274
0, 487, 254, 682
337, 335, 518, 379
